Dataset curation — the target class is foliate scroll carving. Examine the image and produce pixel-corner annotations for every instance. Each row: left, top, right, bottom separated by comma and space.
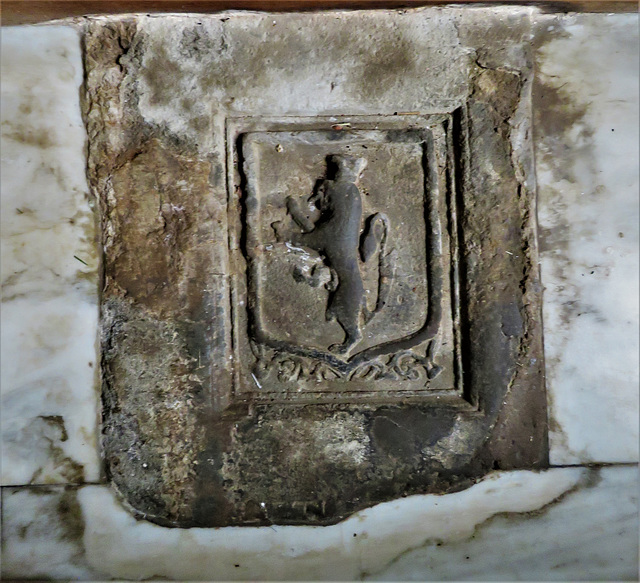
251, 342, 443, 384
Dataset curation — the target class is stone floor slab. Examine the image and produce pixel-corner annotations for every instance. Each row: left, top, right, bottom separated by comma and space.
0, 25, 101, 486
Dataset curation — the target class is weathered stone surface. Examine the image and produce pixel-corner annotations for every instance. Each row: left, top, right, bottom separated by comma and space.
83, 8, 547, 527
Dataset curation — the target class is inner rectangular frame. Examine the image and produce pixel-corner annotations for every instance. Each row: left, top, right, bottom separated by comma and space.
225, 114, 467, 407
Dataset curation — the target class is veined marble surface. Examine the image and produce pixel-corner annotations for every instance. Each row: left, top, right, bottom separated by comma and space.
0, 11, 639, 582
2, 467, 637, 581
534, 14, 640, 464
0, 26, 101, 485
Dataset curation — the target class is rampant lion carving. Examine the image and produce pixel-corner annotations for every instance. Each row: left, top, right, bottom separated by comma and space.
273, 154, 390, 357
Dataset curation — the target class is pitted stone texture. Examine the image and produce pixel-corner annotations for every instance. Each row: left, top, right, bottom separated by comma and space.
84, 7, 546, 527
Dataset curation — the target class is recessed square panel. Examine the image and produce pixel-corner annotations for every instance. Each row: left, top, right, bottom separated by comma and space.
229, 118, 463, 404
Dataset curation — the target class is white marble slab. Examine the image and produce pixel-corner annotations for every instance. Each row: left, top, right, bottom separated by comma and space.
2, 467, 637, 581
534, 13, 640, 465
0, 26, 101, 485
366, 465, 639, 581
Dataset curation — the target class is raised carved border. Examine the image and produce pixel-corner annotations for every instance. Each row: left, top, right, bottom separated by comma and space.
226, 112, 470, 407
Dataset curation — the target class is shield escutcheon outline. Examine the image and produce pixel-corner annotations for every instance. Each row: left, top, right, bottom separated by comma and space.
228, 115, 463, 404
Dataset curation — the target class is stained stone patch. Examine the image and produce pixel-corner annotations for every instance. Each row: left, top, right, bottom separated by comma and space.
83, 8, 547, 527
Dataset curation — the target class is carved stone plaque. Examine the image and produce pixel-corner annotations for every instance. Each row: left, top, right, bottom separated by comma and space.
86, 11, 548, 528
230, 118, 461, 405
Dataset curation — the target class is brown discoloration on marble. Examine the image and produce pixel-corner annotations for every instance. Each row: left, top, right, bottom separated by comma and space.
26, 416, 86, 485
2, 127, 56, 149
38, 415, 69, 442
0, 486, 97, 580
56, 488, 86, 543
533, 51, 594, 188
531, 19, 600, 342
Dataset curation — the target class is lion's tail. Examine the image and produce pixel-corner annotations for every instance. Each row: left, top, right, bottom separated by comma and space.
363, 214, 393, 325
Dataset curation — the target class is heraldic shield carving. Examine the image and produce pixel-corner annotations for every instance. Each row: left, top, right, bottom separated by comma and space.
230, 118, 463, 405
